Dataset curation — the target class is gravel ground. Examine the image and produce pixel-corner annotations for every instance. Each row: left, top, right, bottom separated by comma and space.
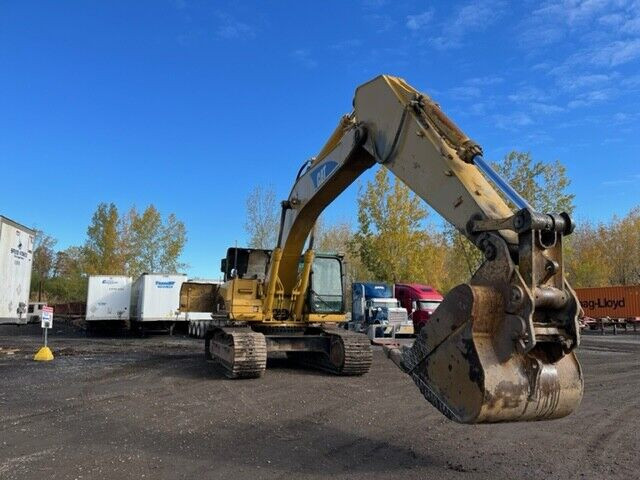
1, 323, 638, 480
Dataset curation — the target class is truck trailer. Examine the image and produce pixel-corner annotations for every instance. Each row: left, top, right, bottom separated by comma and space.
575, 285, 640, 332
130, 273, 188, 333
0, 216, 35, 325
85, 275, 132, 330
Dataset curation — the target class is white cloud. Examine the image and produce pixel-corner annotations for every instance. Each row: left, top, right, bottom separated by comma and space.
556, 72, 617, 89
493, 112, 534, 129
216, 14, 255, 39
429, 0, 505, 49
621, 16, 640, 33
465, 75, 504, 86
601, 174, 640, 186
621, 74, 640, 87
361, 0, 388, 9
530, 102, 565, 114
590, 39, 640, 66
365, 14, 395, 33
406, 10, 434, 31
567, 88, 614, 108
518, 0, 640, 49
291, 49, 318, 69
533, 0, 615, 27
612, 112, 639, 123
508, 85, 550, 103
329, 39, 363, 50
598, 12, 625, 26
448, 86, 481, 98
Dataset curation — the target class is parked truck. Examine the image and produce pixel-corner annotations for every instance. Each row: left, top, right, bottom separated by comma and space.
349, 282, 413, 342
130, 273, 188, 334
0, 216, 35, 325
574, 285, 640, 331
85, 275, 132, 331
394, 283, 444, 335
27, 301, 48, 324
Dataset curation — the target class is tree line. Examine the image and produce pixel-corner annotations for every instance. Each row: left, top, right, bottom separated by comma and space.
245, 150, 640, 293
31, 203, 187, 302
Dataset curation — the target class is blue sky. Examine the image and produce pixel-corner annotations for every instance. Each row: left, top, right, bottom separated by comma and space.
1, 0, 639, 278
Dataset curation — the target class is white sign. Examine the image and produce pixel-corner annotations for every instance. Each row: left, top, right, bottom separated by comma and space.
41, 306, 53, 329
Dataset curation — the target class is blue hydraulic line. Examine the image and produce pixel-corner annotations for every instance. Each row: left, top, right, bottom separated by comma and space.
473, 155, 534, 211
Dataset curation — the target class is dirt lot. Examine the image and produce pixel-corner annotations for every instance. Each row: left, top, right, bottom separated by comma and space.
1, 323, 638, 480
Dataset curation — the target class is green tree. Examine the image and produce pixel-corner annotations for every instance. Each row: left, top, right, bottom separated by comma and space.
445, 151, 576, 291
314, 218, 371, 299
48, 246, 88, 301
245, 185, 279, 249
83, 203, 124, 275
492, 151, 575, 214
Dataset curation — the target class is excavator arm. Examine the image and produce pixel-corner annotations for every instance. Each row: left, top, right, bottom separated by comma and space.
267, 75, 583, 423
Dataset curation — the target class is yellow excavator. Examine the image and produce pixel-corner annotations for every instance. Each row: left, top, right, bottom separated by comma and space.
181, 75, 583, 424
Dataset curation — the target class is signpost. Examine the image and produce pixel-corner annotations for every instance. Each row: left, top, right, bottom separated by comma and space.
34, 305, 54, 361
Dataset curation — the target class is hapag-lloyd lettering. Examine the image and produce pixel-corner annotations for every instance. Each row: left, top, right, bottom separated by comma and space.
580, 297, 626, 311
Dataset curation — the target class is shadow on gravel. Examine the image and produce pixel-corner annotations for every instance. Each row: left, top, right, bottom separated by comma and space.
147, 353, 331, 380
104, 413, 438, 474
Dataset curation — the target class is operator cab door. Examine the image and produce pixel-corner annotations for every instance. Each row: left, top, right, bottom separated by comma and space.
307, 255, 345, 314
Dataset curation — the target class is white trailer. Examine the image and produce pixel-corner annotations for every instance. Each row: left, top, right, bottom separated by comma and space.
85, 275, 132, 325
0, 216, 35, 325
131, 273, 187, 333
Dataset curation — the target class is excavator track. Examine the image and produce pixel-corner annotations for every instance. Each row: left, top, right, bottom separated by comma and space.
288, 328, 372, 376
205, 326, 267, 379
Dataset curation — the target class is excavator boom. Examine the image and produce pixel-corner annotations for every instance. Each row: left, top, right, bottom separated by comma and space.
268, 75, 582, 423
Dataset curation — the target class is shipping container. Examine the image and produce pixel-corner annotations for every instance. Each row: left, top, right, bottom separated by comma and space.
0, 216, 35, 325
574, 285, 640, 319
85, 275, 132, 322
131, 273, 188, 323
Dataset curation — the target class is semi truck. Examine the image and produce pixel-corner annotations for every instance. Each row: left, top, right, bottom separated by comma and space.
130, 273, 187, 334
394, 283, 443, 335
349, 282, 414, 341
0, 216, 35, 325
85, 275, 133, 331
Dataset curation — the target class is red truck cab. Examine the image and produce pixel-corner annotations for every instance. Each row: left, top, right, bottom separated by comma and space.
394, 283, 444, 334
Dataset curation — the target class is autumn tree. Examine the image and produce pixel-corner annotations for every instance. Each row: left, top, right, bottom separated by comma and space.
351, 168, 447, 289
124, 205, 187, 277
606, 207, 640, 285
83, 203, 124, 275
565, 222, 612, 287
245, 185, 279, 249
30, 230, 57, 300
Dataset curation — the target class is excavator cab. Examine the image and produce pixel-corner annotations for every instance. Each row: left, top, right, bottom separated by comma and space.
305, 254, 345, 314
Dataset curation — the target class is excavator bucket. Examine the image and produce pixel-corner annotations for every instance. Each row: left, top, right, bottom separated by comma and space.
386, 283, 583, 423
